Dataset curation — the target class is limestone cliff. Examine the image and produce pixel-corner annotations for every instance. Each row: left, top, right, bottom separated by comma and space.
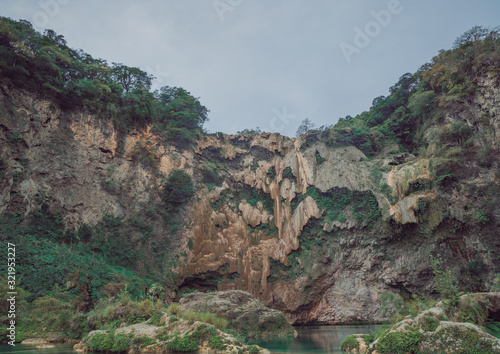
0, 70, 499, 325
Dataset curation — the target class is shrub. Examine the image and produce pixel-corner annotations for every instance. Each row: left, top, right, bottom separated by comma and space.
491, 274, 500, 292
161, 169, 194, 212
133, 335, 156, 348
420, 316, 439, 332
146, 312, 164, 326
283, 167, 294, 179
457, 295, 490, 327
199, 312, 216, 325
168, 303, 183, 316
340, 335, 359, 351
406, 178, 432, 195
267, 166, 276, 181
376, 330, 422, 353
470, 209, 489, 225
87, 295, 162, 330
380, 183, 398, 205
86, 332, 130, 352
430, 254, 460, 311
315, 151, 326, 165
214, 317, 227, 330
209, 334, 226, 350
183, 310, 198, 322
361, 334, 375, 346
378, 292, 404, 319
130, 140, 159, 169
166, 336, 199, 352
201, 161, 224, 187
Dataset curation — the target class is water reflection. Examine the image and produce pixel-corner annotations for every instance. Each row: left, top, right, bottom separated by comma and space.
0, 325, 381, 354
0, 343, 98, 353
249, 324, 381, 353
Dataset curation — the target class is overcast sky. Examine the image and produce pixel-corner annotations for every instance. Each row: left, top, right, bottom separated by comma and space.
1, 0, 499, 136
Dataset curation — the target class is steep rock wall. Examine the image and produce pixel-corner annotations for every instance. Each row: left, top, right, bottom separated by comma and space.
1, 75, 499, 324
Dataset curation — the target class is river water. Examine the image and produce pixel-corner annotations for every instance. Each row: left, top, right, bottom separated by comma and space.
249, 325, 381, 353
0, 324, 381, 353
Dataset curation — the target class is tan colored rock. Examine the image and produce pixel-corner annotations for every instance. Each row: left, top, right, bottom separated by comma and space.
21, 338, 49, 345
239, 201, 273, 227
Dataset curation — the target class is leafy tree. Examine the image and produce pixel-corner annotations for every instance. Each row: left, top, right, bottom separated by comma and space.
237, 127, 261, 134
161, 169, 194, 213
296, 118, 316, 137
0, 17, 210, 149
453, 25, 490, 49
408, 90, 436, 117
111, 63, 154, 92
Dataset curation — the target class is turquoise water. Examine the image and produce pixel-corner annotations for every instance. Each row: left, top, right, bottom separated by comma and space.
0, 325, 380, 353
0, 343, 95, 353
250, 325, 381, 353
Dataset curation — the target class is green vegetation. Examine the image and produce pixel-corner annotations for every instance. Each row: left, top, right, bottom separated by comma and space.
378, 291, 404, 319
456, 294, 490, 327
0, 17, 208, 148
244, 186, 274, 215
297, 25, 500, 190
437, 326, 495, 354
315, 151, 326, 164
161, 169, 194, 213
165, 303, 228, 330
166, 335, 199, 352
209, 334, 227, 350
340, 335, 359, 351
201, 160, 224, 188
130, 140, 159, 169
87, 291, 165, 330
86, 331, 130, 352
430, 254, 460, 312
267, 166, 277, 181
0, 192, 193, 341
378, 291, 435, 323
486, 322, 500, 339
283, 166, 294, 179
376, 330, 422, 353
406, 178, 432, 195
291, 186, 381, 226
469, 208, 490, 225
380, 183, 398, 205
420, 315, 439, 332
237, 127, 262, 135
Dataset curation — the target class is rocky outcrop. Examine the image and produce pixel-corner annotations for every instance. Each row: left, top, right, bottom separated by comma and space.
179, 290, 297, 339
367, 293, 500, 353
74, 312, 270, 353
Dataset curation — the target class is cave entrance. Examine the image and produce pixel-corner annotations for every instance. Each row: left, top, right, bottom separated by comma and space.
177, 271, 222, 297
486, 294, 500, 339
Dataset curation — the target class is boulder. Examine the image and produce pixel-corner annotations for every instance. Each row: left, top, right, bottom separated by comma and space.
180, 290, 297, 339
368, 293, 500, 353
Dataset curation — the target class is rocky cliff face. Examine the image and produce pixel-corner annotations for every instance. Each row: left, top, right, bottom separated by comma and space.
1, 72, 499, 324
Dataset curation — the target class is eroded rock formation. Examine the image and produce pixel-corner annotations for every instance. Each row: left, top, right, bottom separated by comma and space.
1, 72, 499, 324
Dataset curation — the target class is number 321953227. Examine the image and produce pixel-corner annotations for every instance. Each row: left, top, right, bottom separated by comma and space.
7, 243, 16, 286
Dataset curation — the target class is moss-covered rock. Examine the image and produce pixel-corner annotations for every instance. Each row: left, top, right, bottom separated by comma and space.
74, 311, 270, 353
179, 290, 297, 339
367, 293, 500, 353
